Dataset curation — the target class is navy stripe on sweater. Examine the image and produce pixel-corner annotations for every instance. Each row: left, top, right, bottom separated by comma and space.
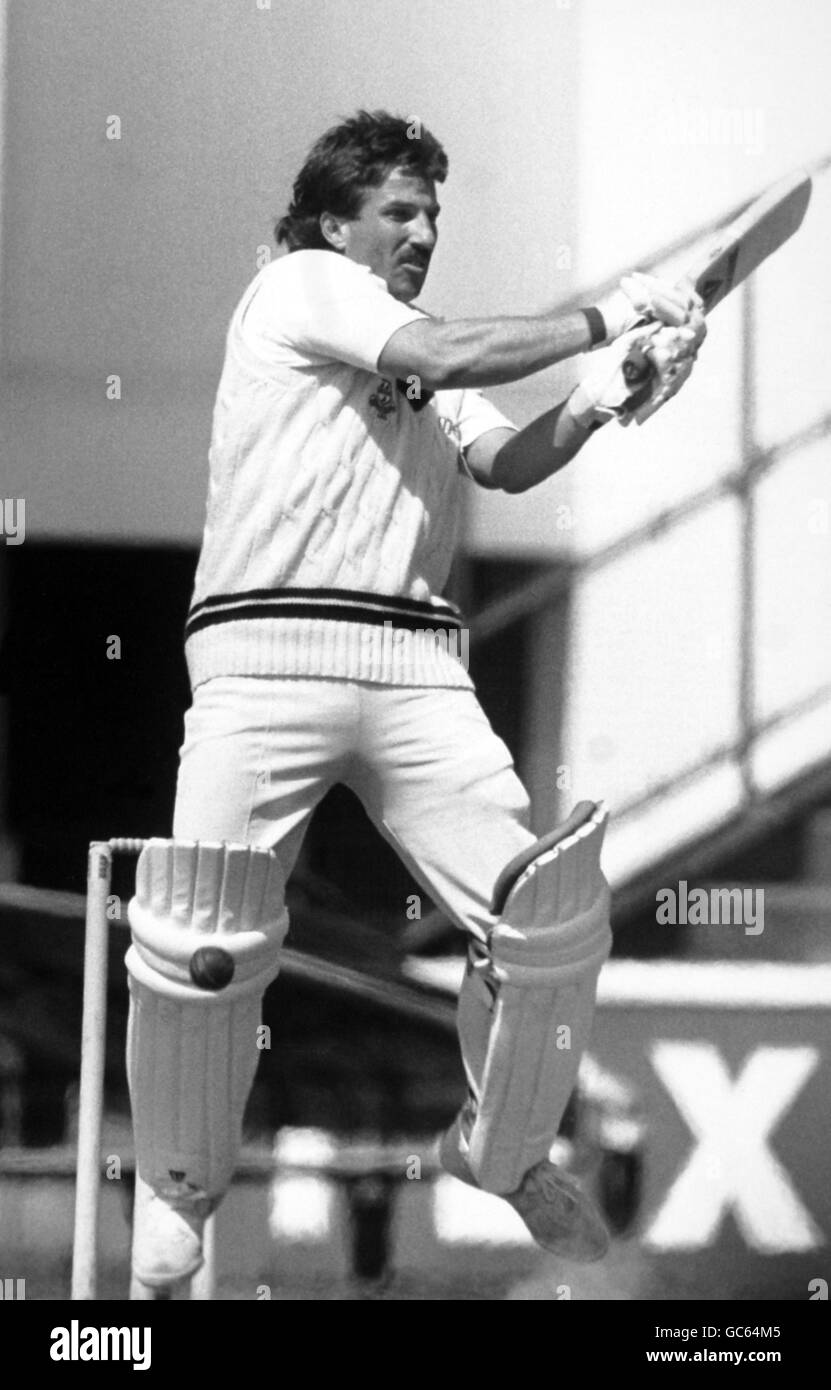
185, 587, 464, 640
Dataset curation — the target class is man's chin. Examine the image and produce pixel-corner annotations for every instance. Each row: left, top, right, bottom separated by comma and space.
390, 268, 427, 303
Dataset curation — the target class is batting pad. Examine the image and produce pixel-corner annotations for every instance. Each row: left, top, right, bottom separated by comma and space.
464, 802, 612, 1194
126, 839, 288, 1201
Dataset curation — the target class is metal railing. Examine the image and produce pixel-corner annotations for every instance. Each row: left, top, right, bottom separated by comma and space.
468, 153, 831, 864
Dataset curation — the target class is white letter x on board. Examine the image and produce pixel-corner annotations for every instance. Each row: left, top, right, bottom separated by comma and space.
645, 1043, 821, 1251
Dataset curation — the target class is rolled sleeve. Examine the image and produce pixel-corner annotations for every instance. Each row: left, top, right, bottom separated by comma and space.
437, 386, 518, 451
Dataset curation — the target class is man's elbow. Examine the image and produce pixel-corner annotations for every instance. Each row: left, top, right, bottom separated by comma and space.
405, 352, 467, 392
488, 442, 529, 493
379, 323, 462, 392
487, 470, 526, 494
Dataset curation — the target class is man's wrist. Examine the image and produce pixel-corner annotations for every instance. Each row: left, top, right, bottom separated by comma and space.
581, 306, 608, 348
567, 384, 605, 432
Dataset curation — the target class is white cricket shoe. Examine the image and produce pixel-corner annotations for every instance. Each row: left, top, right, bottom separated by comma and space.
130, 1171, 211, 1296
438, 1118, 609, 1263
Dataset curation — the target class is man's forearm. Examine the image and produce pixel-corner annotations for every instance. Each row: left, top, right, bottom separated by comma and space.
379, 310, 598, 390
489, 396, 597, 493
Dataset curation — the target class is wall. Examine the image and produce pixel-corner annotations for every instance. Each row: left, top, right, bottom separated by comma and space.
0, 0, 580, 549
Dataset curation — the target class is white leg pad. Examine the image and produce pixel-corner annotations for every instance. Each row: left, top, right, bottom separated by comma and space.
126, 839, 288, 1203
462, 802, 612, 1194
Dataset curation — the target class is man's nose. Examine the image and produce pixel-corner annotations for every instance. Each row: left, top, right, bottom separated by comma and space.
408, 212, 437, 249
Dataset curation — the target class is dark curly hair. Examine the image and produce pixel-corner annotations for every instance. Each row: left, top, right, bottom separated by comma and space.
275, 109, 448, 252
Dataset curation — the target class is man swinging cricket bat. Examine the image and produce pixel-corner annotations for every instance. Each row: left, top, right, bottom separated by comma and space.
122, 113, 808, 1296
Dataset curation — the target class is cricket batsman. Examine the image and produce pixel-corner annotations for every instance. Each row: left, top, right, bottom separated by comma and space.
125, 110, 705, 1296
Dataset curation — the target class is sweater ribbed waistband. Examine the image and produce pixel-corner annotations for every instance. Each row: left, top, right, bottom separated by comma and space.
185, 586, 465, 639
183, 587, 473, 691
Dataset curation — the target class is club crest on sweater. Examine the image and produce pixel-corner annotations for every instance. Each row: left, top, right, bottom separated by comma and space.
369, 377, 396, 420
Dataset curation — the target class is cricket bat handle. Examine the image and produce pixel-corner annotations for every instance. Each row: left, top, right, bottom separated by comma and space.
622, 349, 653, 385
621, 318, 656, 385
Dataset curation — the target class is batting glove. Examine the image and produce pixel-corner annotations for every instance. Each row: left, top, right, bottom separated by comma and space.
568, 325, 659, 429
568, 308, 706, 430
594, 271, 703, 344
619, 307, 707, 425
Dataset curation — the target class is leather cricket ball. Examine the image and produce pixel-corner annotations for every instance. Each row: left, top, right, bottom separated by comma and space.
189, 945, 235, 990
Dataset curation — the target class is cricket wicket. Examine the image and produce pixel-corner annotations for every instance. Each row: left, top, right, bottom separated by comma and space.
71, 838, 217, 1301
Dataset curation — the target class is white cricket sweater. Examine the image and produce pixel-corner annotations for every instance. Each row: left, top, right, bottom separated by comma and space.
185, 250, 516, 691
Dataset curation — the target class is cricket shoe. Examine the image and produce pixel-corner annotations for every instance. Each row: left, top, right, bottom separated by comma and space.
438, 1118, 609, 1263
130, 1171, 212, 1296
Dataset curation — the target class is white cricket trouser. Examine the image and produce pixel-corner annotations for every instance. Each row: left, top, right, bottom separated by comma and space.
129, 674, 603, 1205
172, 675, 537, 943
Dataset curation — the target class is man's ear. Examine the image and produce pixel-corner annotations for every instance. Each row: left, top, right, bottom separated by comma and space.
320, 211, 348, 251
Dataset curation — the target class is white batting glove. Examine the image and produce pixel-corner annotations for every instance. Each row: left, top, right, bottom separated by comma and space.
594, 271, 703, 344
567, 326, 660, 429
568, 308, 706, 430
619, 307, 707, 426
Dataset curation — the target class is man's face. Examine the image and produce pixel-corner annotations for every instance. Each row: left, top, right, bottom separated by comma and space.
331, 167, 440, 303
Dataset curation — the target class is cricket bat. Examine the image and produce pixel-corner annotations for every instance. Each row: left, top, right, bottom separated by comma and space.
621, 170, 813, 412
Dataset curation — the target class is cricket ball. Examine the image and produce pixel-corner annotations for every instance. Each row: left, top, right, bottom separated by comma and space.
189, 945, 235, 990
